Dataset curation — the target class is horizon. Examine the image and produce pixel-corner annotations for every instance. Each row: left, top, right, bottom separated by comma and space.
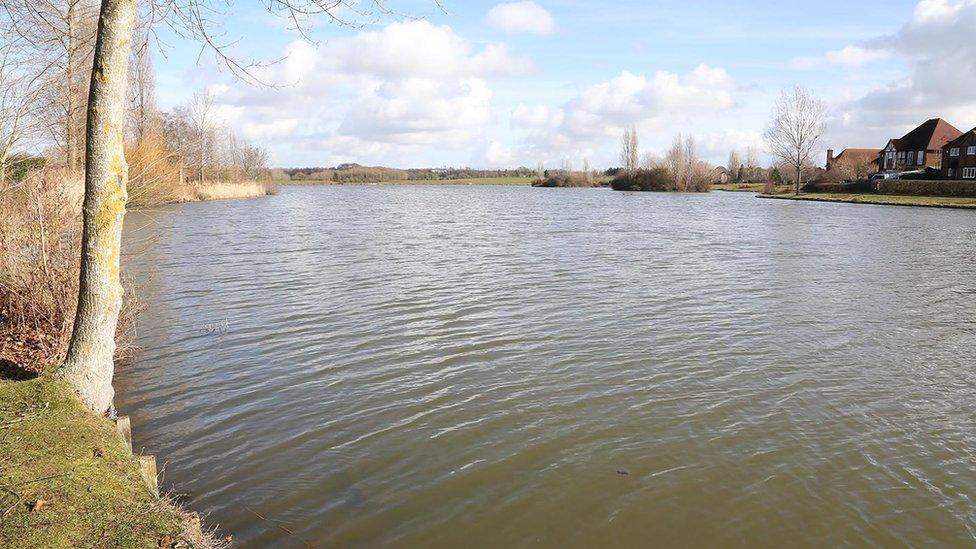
150, 0, 976, 170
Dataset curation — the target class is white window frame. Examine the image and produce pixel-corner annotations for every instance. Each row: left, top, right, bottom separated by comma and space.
948, 168, 955, 178
907, 151, 915, 164
917, 151, 924, 165
968, 146, 976, 156
951, 147, 961, 157
964, 167, 976, 179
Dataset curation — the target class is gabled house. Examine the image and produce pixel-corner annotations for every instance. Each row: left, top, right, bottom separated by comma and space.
941, 129, 976, 179
879, 118, 962, 172
826, 148, 880, 175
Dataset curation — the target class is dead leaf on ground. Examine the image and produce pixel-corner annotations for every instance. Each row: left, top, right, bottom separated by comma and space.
29, 499, 46, 512
158, 534, 174, 548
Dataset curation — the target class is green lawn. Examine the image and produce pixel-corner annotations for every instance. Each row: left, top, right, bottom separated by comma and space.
0, 379, 198, 548
757, 192, 976, 209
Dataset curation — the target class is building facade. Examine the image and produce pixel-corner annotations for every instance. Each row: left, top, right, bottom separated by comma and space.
941, 130, 976, 179
879, 118, 962, 172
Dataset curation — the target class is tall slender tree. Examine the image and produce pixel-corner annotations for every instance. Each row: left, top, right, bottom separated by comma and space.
57, 0, 413, 413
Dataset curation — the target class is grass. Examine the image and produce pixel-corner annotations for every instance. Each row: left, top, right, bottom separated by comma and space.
175, 181, 278, 203
0, 378, 213, 548
756, 192, 976, 209
280, 176, 535, 186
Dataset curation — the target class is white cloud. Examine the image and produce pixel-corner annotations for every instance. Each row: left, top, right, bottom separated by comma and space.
486, 2, 556, 36
513, 65, 739, 162
790, 46, 890, 68
830, 0, 976, 146
339, 79, 493, 145
199, 20, 534, 166
825, 46, 890, 66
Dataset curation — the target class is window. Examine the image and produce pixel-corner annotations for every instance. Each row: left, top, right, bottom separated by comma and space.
964, 167, 976, 179
949, 168, 955, 178
951, 147, 961, 157
918, 151, 925, 165
968, 146, 976, 155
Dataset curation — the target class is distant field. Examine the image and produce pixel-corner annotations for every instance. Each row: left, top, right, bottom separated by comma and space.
279, 177, 534, 186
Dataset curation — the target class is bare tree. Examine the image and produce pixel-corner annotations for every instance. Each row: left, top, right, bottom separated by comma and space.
0, 26, 45, 181
187, 89, 216, 184
56, 0, 415, 413
744, 146, 760, 182
727, 149, 741, 182
620, 125, 639, 173
763, 86, 827, 195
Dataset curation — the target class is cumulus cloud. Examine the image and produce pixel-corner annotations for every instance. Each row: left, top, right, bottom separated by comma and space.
201, 20, 533, 165
339, 79, 493, 145
831, 0, 976, 146
513, 65, 739, 161
486, 1, 556, 36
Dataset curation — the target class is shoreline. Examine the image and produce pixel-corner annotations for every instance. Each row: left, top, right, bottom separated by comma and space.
756, 192, 976, 209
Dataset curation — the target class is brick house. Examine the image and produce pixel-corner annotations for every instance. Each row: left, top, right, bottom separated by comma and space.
879, 118, 962, 172
825, 148, 880, 177
941, 129, 976, 179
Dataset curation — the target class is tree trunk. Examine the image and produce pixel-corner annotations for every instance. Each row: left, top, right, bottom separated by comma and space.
795, 166, 801, 195
58, 0, 137, 414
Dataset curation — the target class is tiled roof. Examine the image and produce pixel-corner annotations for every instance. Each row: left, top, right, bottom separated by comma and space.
895, 118, 962, 151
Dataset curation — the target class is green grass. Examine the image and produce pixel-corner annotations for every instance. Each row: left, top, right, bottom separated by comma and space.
280, 176, 535, 186
756, 192, 976, 209
0, 379, 188, 548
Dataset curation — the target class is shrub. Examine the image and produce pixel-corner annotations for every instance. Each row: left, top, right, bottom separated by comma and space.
611, 165, 711, 192
532, 171, 595, 188
610, 168, 673, 191
0, 169, 141, 375
878, 179, 976, 197
802, 179, 875, 193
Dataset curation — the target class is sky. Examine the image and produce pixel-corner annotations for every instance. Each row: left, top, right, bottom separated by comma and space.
152, 0, 976, 169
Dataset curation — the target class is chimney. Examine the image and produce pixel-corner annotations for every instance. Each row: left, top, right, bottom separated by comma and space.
826, 149, 834, 168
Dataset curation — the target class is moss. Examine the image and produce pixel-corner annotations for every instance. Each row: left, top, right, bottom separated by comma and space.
0, 379, 184, 548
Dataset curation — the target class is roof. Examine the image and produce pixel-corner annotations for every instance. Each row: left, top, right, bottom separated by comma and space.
894, 118, 962, 151
834, 148, 880, 165
943, 128, 976, 149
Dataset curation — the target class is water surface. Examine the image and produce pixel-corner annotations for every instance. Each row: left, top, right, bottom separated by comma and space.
117, 186, 976, 547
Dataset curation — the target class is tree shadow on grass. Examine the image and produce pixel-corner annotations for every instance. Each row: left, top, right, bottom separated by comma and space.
0, 358, 39, 381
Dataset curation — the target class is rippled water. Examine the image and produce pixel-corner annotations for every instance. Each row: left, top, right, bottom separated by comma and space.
116, 185, 976, 547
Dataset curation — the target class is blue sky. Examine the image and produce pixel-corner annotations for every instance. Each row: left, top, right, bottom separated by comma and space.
152, 0, 976, 168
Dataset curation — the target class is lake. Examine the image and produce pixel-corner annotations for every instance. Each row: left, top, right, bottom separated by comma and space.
117, 185, 976, 547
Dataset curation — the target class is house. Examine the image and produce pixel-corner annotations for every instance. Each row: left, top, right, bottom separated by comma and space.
825, 148, 880, 179
712, 166, 731, 184
879, 118, 962, 172
941, 129, 976, 179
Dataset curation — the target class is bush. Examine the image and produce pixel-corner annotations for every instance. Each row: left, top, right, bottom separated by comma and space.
878, 179, 976, 197
0, 169, 139, 374
611, 166, 711, 192
802, 179, 875, 193
532, 171, 595, 188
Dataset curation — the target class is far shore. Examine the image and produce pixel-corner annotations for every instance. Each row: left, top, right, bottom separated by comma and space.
279, 176, 535, 186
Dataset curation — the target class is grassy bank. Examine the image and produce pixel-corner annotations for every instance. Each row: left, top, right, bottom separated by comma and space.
0, 378, 211, 548
756, 192, 976, 209
280, 176, 534, 186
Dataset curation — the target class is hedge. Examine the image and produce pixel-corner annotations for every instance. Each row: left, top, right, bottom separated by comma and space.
878, 179, 976, 197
